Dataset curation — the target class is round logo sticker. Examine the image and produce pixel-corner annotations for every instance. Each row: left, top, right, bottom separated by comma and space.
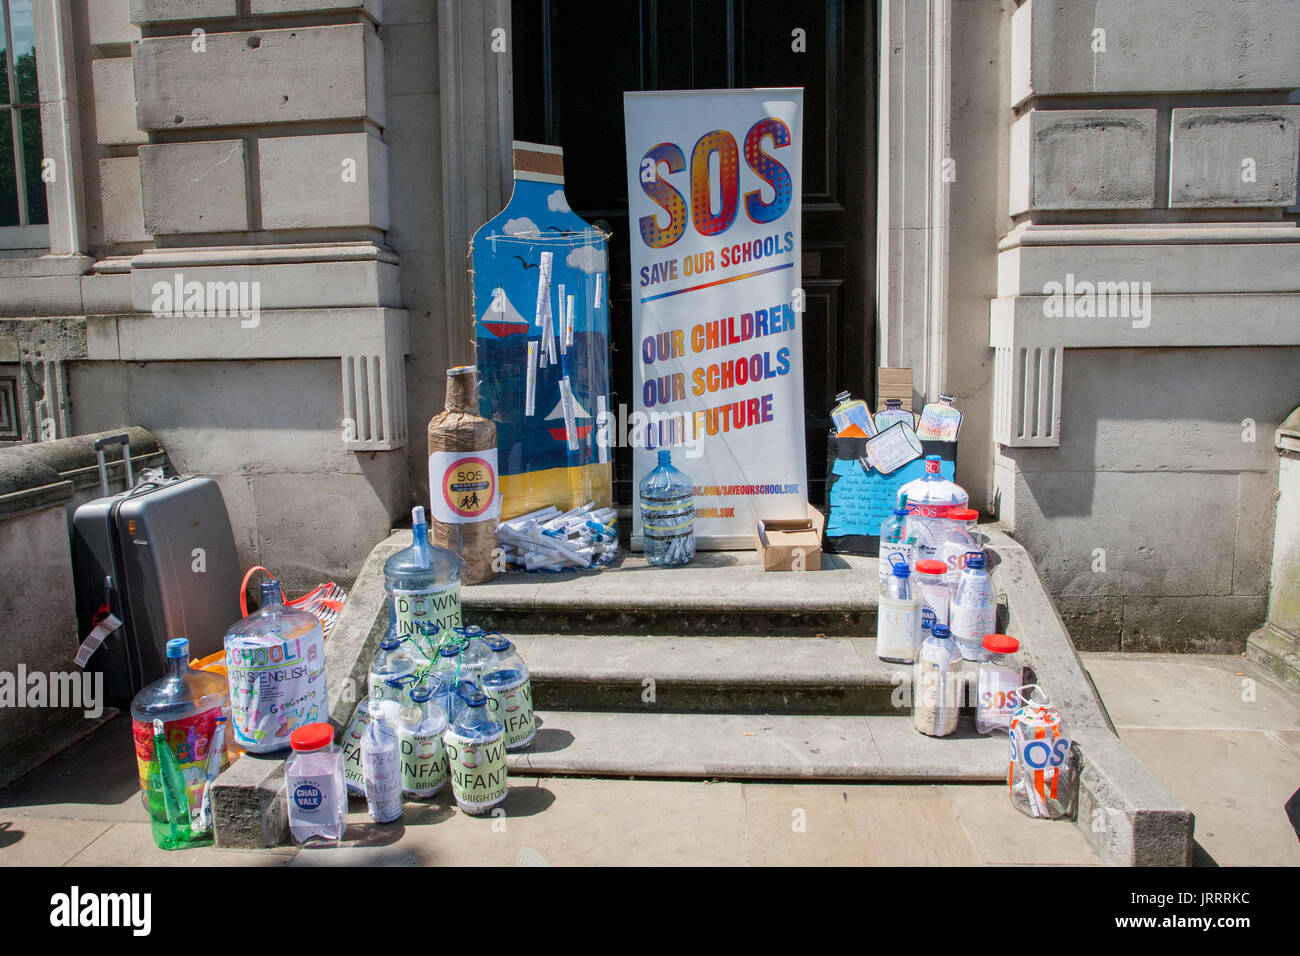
294, 782, 323, 810
441, 456, 496, 520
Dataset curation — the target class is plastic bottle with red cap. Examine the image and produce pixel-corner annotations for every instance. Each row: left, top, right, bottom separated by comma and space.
938, 507, 982, 595
285, 722, 347, 845
976, 634, 1023, 734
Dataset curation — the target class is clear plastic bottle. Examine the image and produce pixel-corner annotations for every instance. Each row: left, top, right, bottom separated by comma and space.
450, 625, 495, 685
481, 634, 535, 750
877, 560, 921, 663
130, 637, 230, 849
878, 500, 914, 591
913, 623, 962, 738
369, 612, 419, 708
873, 398, 915, 433
285, 722, 347, 845
899, 455, 969, 563
639, 450, 696, 566
913, 559, 950, 627
444, 681, 509, 814
976, 634, 1023, 735
398, 678, 450, 799
385, 506, 463, 641
950, 551, 997, 662
938, 507, 982, 596
361, 700, 403, 823
223, 578, 327, 754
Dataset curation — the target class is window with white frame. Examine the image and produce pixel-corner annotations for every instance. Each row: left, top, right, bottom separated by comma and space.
1, 0, 46, 230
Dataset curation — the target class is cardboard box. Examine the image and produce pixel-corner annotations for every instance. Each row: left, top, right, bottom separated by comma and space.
755, 504, 826, 571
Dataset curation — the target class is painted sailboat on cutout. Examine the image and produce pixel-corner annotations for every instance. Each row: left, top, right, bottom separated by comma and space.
545, 393, 593, 443
480, 286, 531, 338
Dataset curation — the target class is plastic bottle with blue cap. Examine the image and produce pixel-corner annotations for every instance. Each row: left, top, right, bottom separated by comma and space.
877, 554, 921, 663
481, 634, 536, 750
951, 551, 997, 662
444, 680, 509, 814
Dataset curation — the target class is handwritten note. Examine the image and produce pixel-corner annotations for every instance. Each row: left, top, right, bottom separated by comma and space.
826, 455, 956, 541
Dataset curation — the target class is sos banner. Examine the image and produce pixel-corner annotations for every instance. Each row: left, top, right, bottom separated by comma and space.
624, 89, 807, 549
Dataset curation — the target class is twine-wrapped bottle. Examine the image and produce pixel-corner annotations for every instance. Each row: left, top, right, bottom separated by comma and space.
427, 366, 499, 584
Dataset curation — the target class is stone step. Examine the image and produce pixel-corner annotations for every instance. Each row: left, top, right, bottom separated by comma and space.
505, 710, 1007, 781
517, 633, 986, 715
463, 550, 879, 636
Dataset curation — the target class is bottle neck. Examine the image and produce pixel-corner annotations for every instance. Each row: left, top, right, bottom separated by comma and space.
445, 367, 479, 414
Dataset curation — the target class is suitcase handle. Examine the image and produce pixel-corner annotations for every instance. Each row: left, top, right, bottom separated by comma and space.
93, 434, 135, 496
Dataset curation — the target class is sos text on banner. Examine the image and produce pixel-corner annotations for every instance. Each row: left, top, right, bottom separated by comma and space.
623, 88, 807, 549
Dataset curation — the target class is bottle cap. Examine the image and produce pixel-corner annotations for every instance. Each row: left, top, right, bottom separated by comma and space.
165, 637, 189, 658
983, 634, 1019, 654
835, 391, 851, 403
939, 392, 955, 404
657, 449, 672, 466
891, 563, 911, 578
410, 682, 435, 704
380, 635, 402, 650
965, 551, 986, 569
950, 508, 978, 521
915, 559, 947, 575
460, 687, 488, 707
290, 723, 334, 752
485, 635, 512, 652
931, 624, 951, 640
412, 506, 427, 527
925, 455, 941, 474
886, 399, 901, 409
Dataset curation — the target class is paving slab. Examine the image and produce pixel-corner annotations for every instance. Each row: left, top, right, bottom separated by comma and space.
1117, 728, 1300, 867
64, 823, 297, 867
1083, 653, 1300, 731
0, 816, 114, 867
0, 713, 144, 823
743, 783, 981, 866
943, 784, 1100, 866
516, 777, 748, 866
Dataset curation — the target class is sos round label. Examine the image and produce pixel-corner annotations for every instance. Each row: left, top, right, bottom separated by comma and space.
430, 450, 498, 523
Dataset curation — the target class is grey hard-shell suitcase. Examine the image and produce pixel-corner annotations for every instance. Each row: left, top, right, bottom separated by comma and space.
71, 434, 242, 704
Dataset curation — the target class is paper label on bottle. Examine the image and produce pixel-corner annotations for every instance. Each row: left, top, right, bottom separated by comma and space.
977, 669, 1022, 731
445, 729, 509, 809
916, 579, 950, 627
942, 543, 982, 590
483, 673, 535, 749
362, 732, 403, 823
132, 707, 227, 830
400, 728, 450, 797
950, 603, 996, 647
287, 767, 344, 827
429, 450, 499, 524
341, 701, 372, 794
877, 597, 921, 661
391, 582, 462, 641
225, 623, 327, 753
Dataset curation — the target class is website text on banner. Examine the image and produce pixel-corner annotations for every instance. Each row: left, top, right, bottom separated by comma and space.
623, 89, 807, 550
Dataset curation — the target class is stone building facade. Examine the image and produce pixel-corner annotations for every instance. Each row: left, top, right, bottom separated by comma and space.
1, 0, 1297, 654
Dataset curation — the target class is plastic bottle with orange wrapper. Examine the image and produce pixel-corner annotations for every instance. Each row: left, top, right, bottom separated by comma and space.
1008, 684, 1078, 819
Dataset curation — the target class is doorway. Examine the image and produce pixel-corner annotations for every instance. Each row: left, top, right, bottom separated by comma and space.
512, 0, 876, 504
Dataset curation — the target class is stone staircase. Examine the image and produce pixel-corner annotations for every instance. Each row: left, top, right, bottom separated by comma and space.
463, 554, 1007, 782
213, 525, 1195, 865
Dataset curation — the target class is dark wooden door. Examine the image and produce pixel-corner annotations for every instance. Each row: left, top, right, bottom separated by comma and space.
512, 0, 875, 505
